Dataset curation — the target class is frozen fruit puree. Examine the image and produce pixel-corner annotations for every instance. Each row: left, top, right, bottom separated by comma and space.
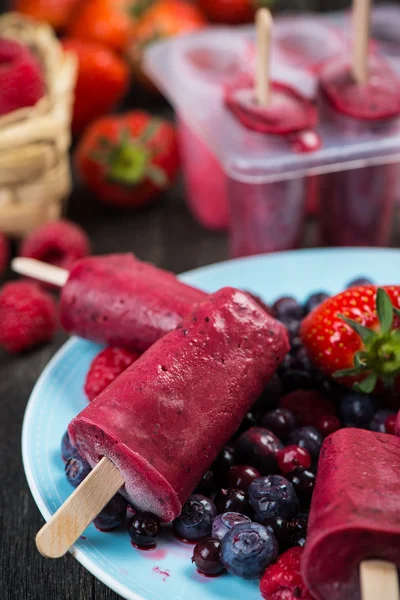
60, 253, 206, 352
302, 428, 400, 600
319, 55, 400, 247
69, 287, 289, 522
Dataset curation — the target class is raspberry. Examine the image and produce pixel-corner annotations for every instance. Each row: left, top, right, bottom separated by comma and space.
84, 347, 141, 401
0, 233, 9, 277
0, 281, 57, 353
0, 39, 44, 116
246, 292, 276, 317
260, 547, 312, 600
279, 390, 335, 428
20, 219, 90, 273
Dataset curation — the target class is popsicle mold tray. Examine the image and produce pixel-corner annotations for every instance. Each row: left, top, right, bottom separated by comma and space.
144, 8, 400, 253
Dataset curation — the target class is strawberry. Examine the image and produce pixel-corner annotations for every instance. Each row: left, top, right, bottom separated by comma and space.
198, 0, 274, 25
301, 286, 400, 395
75, 111, 179, 208
15, 0, 81, 31
0, 39, 44, 117
61, 39, 129, 135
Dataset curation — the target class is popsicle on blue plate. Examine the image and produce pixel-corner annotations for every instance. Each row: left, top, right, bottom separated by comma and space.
69, 287, 289, 523
302, 428, 400, 600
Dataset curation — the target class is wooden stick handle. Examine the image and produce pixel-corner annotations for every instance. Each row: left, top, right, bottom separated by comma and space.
11, 257, 69, 287
360, 560, 400, 600
352, 0, 371, 85
255, 8, 272, 107
36, 457, 125, 558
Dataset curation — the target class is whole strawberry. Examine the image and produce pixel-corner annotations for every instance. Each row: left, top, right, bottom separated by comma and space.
84, 346, 141, 401
75, 111, 179, 208
301, 286, 400, 396
0, 39, 45, 117
61, 39, 129, 135
199, 0, 273, 25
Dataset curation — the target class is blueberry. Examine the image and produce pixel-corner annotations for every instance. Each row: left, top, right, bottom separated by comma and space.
280, 369, 318, 393
212, 512, 251, 541
215, 488, 252, 517
370, 409, 395, 433
272, 297, 304, 322
61, 430, 77, 462
192, 538, 225, 576
127, 512, 161, 548
195, 470, 216, 497
340, 394, 378, 428
252, 374, 282, 414
286, 468, 316, 509
235, 427, 283, 475
227, 465, 261, 492
287, 426, 324, 458
94, 494, 127, 531
304, 292, 330, 314
347, 277, 373, 288
261, 409, 297, 441
213, 444, 236, 479
261, 516, 292, 552
249, 475, 299, 522
173, 495, 217, 542
236, 412, 258, 437
221, 522, 278, 579
280, 350, 311, 373
289, 515, 308, 548
65, 455, 91, 488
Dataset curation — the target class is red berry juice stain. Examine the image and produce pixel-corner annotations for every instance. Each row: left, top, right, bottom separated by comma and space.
197, 570, 223, 579
152, 566, 170, 583
131, 541, 156, 551
174, 533, 196, 544
95, 525, 115, 532
80, 536, 86, 540
130, 543, 167, 560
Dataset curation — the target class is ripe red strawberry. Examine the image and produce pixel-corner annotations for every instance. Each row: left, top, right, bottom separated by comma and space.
0, 39, 45, 117
84, 346, 141, 401
0, 233, 9, 278
301, 286, 400, 395
260, 546, 312, 600
198, 0, 273, 25
75, 111, 179, 208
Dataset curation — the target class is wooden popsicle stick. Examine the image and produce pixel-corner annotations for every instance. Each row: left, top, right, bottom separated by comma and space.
255, 8, 273, 107
360, 560, 400, 600
36, 457, 124, 558
352, 0, 371, 85
11, 257, 69, 287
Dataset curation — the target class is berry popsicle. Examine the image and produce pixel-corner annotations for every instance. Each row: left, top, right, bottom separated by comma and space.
13, 254, 207, 352
318, 0, 400, 247
37, 287, 289, 558
302, 428, 400, 600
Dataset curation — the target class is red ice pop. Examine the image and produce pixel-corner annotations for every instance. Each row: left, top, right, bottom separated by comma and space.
69, 287, 289, 522
302, 428, 400, 600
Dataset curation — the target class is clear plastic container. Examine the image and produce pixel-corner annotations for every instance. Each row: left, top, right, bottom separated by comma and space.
144, 18, 400, 257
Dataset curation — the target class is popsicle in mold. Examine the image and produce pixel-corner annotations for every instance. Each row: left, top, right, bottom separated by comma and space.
302, 428, 400, 600
36, 287, 289, 558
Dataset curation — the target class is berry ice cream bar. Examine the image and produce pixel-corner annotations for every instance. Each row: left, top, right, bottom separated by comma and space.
59, 253, 206, 351
302, 428, 400, 600
69, 287, 289, 523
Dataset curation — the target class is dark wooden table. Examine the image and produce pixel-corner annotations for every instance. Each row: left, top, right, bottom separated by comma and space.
1, 0, 400, 598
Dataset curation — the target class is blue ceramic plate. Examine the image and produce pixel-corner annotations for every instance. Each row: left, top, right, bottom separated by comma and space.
22, 248, 400, 600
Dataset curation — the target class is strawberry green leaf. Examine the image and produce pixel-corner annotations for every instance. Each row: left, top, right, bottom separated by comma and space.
333, 367, 362, 379
353, 372, 378, 395
337, 314, 378, 345
376, 288, 393, 334
140, 120, 160, 145
354, 351, 368, 369
394, 307, 400, 319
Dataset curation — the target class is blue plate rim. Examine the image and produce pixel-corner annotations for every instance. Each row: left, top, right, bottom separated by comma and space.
21, 246, 400, 600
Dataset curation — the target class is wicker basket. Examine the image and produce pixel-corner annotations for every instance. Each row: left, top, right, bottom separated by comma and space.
0, 13, 77, 238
